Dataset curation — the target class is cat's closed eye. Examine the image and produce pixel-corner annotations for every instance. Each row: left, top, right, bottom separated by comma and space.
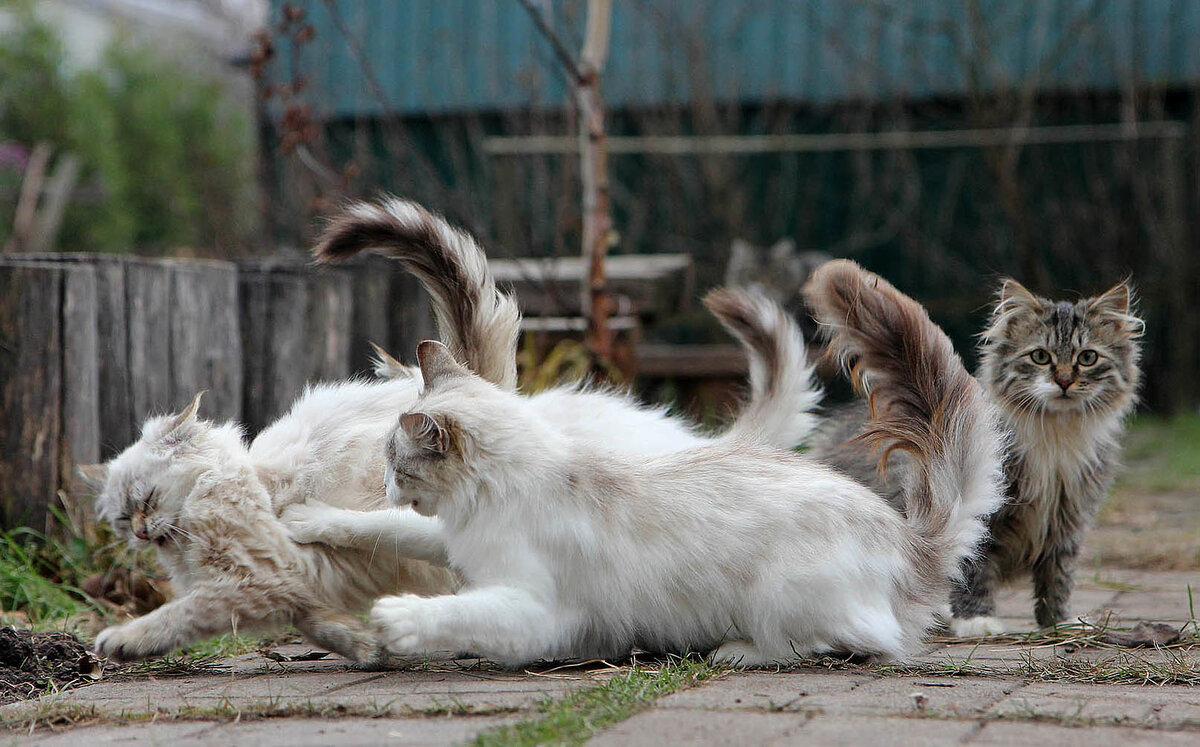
1029, 348, 1052, 365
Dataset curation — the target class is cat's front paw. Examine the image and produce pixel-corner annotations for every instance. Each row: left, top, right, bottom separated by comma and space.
280, 502, 344, 546
94, 623, 163, 662
949, 616, 1005, 637
371, 595, 431, 654
710, 640, 774, 668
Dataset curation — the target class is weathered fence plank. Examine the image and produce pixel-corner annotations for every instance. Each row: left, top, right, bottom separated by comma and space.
169, 260, 242, 423
125, 260, 172, 426
60, 264, 100, 488
386, 272, 435, 366
19, 254, 129, 458
349, 256, 392, 376
0, 264, 63, 530
305, 269, 352, 384
237, 259, 355, 434
1, 252, 436, 528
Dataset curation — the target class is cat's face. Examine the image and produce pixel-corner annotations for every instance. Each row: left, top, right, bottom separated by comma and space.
82, 393, 207, 550
979, 279, 1142, 416
383, 341, 502, 518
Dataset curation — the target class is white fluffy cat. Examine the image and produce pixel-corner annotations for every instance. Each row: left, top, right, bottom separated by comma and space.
86, 198, 818, 664
87, 379, 456, 668
301, 261, 1005, 667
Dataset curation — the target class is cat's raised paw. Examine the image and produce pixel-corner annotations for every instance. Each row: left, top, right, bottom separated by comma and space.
280, 502, 342, 545
371, 595, 429, 654
949, 616, 1005, 637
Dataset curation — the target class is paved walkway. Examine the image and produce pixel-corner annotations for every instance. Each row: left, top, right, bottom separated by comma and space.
3, 569, 1196, 745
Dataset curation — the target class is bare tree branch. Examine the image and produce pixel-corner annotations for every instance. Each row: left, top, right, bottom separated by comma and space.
515, 0, 584, 83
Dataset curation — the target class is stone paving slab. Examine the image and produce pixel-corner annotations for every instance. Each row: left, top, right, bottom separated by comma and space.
798, 714, 980, 745
0, 570, 1195, 744
988, 682, 1200, 728
656, 670, 869, 710
590, 709, 812, 746
970, 720, 1200, 746
21, 715, 520, 746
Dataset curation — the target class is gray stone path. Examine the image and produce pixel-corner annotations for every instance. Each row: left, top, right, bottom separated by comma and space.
3, 569, 1196, 745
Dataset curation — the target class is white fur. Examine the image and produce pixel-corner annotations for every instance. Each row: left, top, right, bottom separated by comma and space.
949, 616, 1006, 637
364, 339, 999, 668
95, 286, 818, 662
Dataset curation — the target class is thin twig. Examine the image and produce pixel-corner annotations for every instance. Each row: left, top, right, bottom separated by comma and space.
514, 0, 584, 83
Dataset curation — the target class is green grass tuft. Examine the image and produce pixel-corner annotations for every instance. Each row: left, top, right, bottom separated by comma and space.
472, 656, 719, 747
0, 528, 104, 627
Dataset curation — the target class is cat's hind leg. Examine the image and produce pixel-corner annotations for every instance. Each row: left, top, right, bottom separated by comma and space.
295, 606, 390, 670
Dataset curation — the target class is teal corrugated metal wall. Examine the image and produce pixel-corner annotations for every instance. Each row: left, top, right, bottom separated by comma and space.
274, 0, 1200, 117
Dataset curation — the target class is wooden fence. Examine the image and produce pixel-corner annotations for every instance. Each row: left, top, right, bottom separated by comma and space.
0, 253, 433, 531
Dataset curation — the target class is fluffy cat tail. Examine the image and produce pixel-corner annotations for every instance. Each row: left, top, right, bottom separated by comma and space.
314, 197, 522, 391
704, 287, 823, 449
803, 260, 1005, 595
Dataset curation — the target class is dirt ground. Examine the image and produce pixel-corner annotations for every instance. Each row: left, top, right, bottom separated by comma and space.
0, 628, 100, 706
1088, 420, 1200, 571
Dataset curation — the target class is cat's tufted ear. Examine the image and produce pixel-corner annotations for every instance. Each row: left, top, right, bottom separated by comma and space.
163, 390, 205, 444
77, 463, 109, 493
997, 278, 1041, 312
1087, 278, 1143, 335
416, 340, 469, 387
399, 412, 449, 455
1088, 279, 1131, 317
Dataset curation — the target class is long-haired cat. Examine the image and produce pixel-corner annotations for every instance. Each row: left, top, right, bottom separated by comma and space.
86, 379, 456, 668
809, 277, 1142, 635
354, 261, 1003, 667
85, 199, 819, 664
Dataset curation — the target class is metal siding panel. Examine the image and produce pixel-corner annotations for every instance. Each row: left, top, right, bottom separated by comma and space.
273, 0, 1200, 117
1179, 0, 1200, 81
1141, 0, 1169, 82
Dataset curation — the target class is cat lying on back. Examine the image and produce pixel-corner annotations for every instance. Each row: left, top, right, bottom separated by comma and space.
295, 262, 1005, 667
85, 198, 819, 664
809, 277, 1142, 635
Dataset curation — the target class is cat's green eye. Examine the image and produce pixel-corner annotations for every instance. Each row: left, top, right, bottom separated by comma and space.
1029, 348, 1052, 365
1076, 349, 1099, 366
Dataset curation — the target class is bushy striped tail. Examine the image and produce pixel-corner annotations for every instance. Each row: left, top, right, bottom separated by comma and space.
314, 198, 521, 391
704, 287, 822, 449
803, 260, 1005, 595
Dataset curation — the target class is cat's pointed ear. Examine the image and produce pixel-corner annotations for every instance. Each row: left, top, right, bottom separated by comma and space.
997, 278, 1040, 310
1088, 279, 1131, 316
77, 463, 109, 492
416, 340, 468, 387
1087, 278, 1144, 335
399, 412, 449, 455
164, 390, 205, 443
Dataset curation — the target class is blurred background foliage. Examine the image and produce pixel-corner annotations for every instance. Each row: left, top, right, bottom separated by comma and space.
0, 6, 257, 255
